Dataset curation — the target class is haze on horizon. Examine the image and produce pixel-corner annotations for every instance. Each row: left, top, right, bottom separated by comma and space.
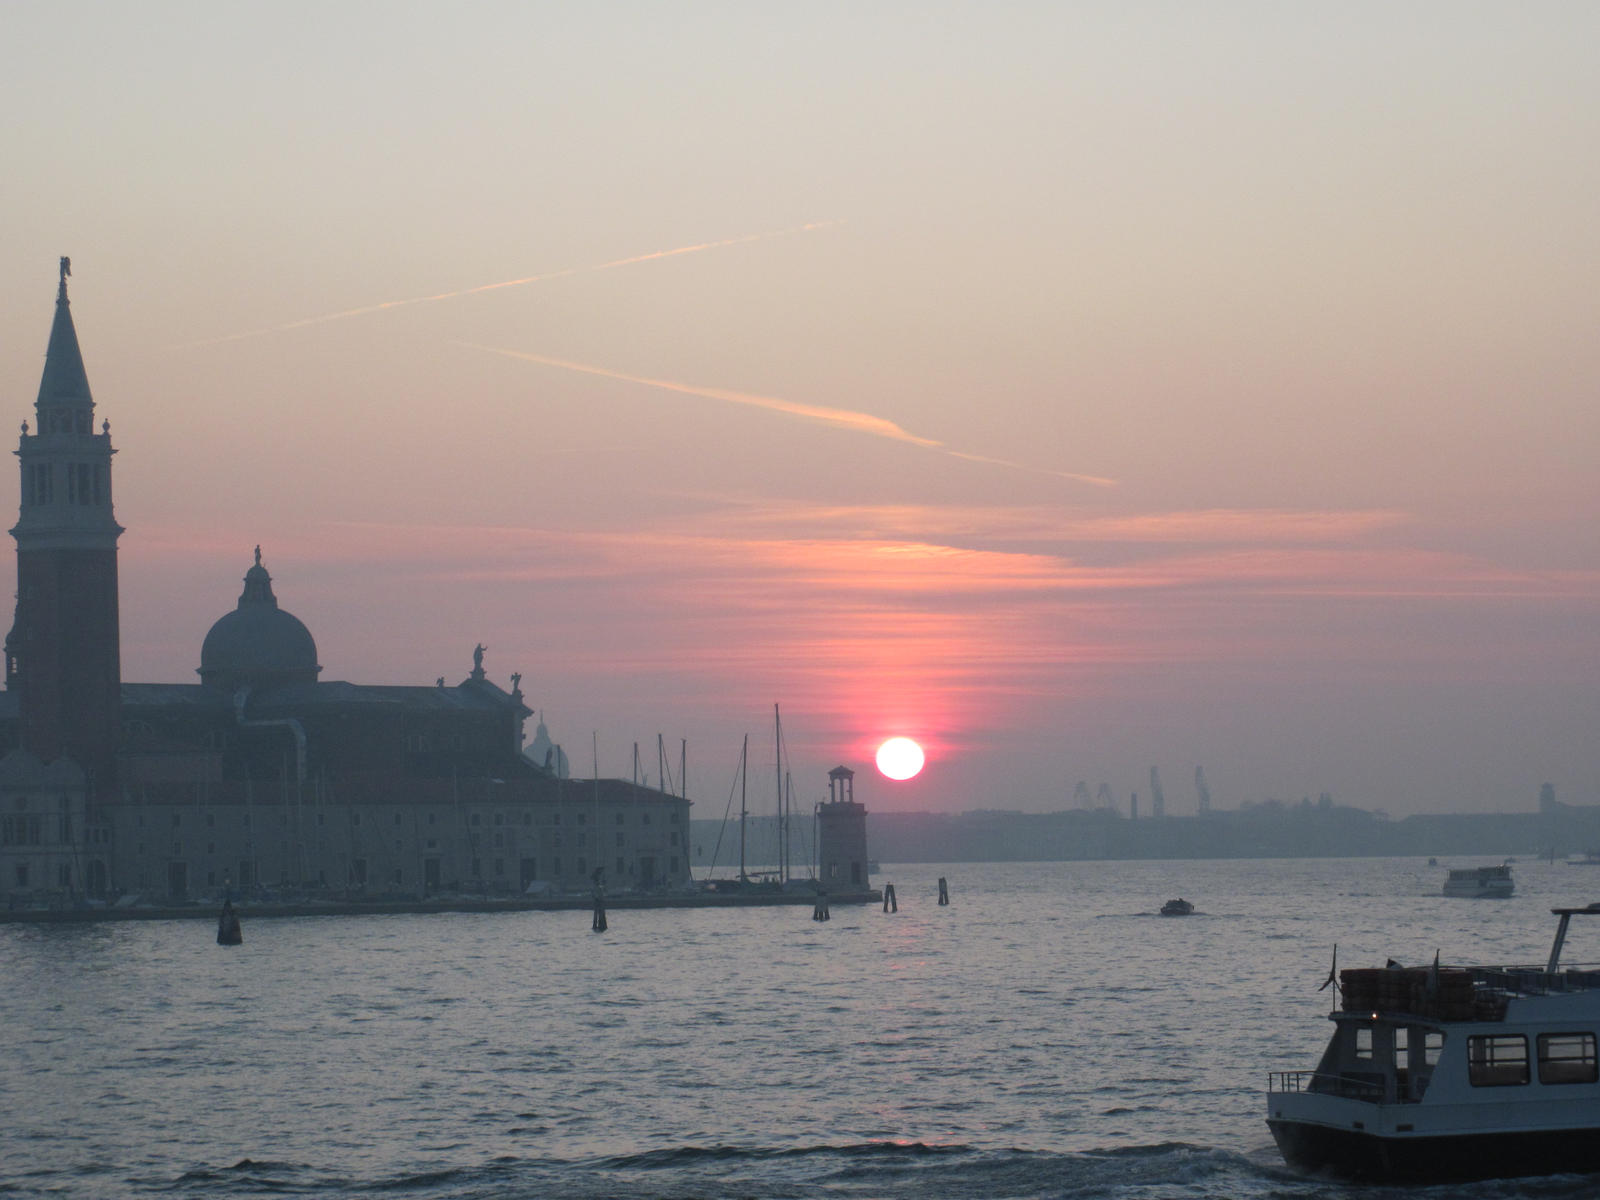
2, 2, 1597, 820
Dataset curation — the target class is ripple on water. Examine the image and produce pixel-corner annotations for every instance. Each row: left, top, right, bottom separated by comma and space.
7, 857, 1585, 1200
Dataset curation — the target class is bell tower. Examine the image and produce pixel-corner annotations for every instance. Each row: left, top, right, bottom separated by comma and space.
7, 258, 123, 788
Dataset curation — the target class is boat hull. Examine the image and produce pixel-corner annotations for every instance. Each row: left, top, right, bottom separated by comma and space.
1269, 1118, 1600, 1182
1441, 882, 1514, 899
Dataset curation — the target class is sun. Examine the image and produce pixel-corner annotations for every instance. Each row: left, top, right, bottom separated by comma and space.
875, 737, 925, 781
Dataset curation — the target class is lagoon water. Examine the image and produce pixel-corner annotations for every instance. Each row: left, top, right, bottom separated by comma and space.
8, 856, 1600, 1199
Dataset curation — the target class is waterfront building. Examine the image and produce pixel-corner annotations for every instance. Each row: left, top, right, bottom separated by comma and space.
0, 265, 691, 905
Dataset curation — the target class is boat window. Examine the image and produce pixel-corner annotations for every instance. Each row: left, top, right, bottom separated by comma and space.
1425, 1031, 1443, 1067
1537, 1033, 1598, 1085
1353, 1026, 1373, 1061
1468, 1034, 1529, 1087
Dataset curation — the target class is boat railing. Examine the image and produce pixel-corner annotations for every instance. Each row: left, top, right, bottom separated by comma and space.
1338, 962, 1600, 1022
1269, 1070, 1384, 1101
1470, 966, 1600, 997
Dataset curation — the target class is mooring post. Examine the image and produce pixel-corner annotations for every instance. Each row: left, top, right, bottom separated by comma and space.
883, 882, 897, 913
937, 876, 949, 906
592, 889, 607, 932
813, 890, 829, 921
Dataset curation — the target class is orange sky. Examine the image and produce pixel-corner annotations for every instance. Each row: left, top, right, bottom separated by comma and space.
4, 3, 1599, 815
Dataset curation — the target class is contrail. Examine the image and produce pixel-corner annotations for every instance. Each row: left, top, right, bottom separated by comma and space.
458, 343, 1117, 487
170, 221, 843, 351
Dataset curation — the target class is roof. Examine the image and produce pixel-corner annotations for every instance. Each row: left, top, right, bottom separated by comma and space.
198, 552, 321, 687
121, 683, 218, 707
37, 275, 94, 408
121, 679, 530, 717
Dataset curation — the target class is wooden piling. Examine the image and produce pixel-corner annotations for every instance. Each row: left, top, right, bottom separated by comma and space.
937, 876, 949, 906
883, 883, 897, 913
216, 900, 242, 946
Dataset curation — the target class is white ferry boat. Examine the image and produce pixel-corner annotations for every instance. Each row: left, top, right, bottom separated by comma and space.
1267, 905, 1600, 1181
1442, 862, 1514, 898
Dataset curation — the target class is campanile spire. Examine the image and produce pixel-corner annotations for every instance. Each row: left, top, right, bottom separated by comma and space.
9, 260, 123, 786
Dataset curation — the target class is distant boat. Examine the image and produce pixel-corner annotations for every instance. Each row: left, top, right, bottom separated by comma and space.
1442, 863, 1513, 899
1160, 898, 1195, 916
1568, 851, 1600, 867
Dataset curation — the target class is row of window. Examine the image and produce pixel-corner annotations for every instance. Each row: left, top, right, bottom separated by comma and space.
138, 828, 683, 858
35, 408, 95, 436
1469, 1033, 1598, 1087
133, 853, 683, 889
146, 807, 680, 830
12, 863, 74, 888
24, 461, 107, 507
7, 795, 76, 812
0, 815, 46, 846
138, 827, 682, 852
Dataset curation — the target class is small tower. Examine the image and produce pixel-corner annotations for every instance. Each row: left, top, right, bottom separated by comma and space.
818, 765, 869, 890
8, 259, 123, 788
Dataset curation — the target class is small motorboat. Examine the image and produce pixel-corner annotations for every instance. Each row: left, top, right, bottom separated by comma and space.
1160, 898, 1195, 916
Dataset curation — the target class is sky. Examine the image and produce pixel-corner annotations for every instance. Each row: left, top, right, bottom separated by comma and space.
3, 2, 1598, 818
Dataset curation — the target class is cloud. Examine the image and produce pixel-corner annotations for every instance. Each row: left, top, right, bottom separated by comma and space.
122, 499, 1600, 762
168, 222, 843, 350
457, 343, 1119, 487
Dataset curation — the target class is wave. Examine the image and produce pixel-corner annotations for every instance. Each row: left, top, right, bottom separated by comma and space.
36, 1141, 1600, 1200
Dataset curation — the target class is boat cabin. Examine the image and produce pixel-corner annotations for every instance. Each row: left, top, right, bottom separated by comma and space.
1268, 905, 1600, 1181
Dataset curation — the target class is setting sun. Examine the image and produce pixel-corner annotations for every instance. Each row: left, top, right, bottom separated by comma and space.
875, 737, 926, 781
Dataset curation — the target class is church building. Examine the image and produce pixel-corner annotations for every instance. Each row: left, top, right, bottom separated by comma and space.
0, 263, 692, 904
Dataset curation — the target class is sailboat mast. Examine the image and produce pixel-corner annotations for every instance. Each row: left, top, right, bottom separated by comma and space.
784, 769, 793, 886
739, 733, 748, 884
774, 703, 783, 885
592, 732, 600, 883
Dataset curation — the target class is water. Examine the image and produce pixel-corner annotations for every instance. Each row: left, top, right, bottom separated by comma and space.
7, 856, 1600, 1199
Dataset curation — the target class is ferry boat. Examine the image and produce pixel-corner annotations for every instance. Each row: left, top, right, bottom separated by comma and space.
1267, 905, 1600, 1181
1442, 862, 1514, 898
1159, 898, 1194, 916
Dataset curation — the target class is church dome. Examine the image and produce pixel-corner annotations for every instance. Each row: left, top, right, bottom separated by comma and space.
199, 548, 321, 691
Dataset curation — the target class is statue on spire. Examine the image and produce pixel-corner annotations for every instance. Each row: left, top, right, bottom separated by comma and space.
59, 256, 71, 283
254, 545, 262, 568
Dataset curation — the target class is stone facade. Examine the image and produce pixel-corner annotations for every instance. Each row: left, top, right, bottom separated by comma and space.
0, 266, 692, 907
0, 752, 97, 899
105, 778, 689, 900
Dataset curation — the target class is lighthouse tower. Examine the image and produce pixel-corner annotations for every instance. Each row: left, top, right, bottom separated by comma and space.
818, 765, 869, 891
7, 259, 123, 788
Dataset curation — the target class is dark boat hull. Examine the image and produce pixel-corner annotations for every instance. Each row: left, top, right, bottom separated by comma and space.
1270, 1118, 1600, 1182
